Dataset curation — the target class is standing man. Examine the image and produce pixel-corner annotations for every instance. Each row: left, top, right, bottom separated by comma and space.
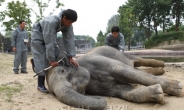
31, 9, 79, 93
105, 26, 125, 52
11, 20, 29, 74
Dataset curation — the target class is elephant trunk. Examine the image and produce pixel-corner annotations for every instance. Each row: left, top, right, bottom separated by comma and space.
53, 81, 107, 110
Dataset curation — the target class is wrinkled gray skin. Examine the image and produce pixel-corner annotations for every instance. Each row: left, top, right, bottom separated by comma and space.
46, 46, 183, 110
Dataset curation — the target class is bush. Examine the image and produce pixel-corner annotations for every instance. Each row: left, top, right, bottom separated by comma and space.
144, 31, 184, 48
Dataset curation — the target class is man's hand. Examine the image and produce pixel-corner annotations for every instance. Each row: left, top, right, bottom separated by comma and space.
56, 51, 70, 66
68, 57, 79, 67
12, 47, 16, 52
49, 61, 59, 67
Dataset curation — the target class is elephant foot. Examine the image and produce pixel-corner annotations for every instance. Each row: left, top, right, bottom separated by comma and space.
124, 84, 164, 103
147, 84, 165, 104
160, 79, 183, 96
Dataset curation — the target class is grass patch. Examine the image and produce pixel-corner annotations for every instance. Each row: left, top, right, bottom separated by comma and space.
143, 57, 184, 62
0, 83, 23, 102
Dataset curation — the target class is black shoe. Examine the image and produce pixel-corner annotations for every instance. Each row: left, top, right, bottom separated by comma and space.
37, 85, 49, 93
21, 71, 28, 74
14, 72, 19, 74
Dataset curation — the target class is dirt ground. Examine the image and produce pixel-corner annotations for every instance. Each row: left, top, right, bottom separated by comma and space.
0, 53, 184, 110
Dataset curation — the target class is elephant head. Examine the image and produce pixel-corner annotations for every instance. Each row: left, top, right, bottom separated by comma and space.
46, 65, 107, 110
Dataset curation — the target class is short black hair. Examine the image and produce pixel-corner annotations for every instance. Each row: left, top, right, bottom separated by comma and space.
62, 9, 77, 22
111, 26, 120, 33
19, 20, 25, 24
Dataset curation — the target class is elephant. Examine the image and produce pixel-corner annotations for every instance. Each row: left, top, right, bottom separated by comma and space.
46, 46, 183, 110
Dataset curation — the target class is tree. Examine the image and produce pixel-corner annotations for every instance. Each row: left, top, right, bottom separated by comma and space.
171, 0, 184, 31
106, 14, 120, 33
118, 4, 137, 50
132, 27, 146, 43
29, 0, 64, 22
0, 32, 4, 51
156, 0, 172, 33
131, 0, 156, 40
95, 31, 105, 46
74, 35, 96, 47
0, 0, 4, 6
0, 1, 32, 31
86, 36, 96, 47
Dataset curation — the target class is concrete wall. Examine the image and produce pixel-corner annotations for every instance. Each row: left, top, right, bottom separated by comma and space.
152, 40, 184, 50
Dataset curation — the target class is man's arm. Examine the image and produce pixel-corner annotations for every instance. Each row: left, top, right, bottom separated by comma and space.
62, 26, 79, 67
26, 31, 29, 42
118, 33, 125, 52
41, 20, 57, 63
105, 33, 111, 46
62, 26, 76, 57
11, 30, 17, 52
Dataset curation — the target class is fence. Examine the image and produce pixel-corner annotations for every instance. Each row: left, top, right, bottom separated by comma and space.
125, 42, 145, 50
76, 43, 92, 53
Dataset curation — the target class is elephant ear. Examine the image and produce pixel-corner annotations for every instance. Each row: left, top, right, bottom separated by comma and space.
56, 51, 71, 66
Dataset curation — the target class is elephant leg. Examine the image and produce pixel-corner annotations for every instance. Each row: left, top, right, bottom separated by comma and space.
110, 65, 182, 96
86, 80, 164, 103
120, 84, 164, 104
134, 59, 165, 67
136, 67, 165, 75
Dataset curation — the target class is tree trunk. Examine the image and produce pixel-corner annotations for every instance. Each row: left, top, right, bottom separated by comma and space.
128, 36, 130, 51
162, 21, 165, 33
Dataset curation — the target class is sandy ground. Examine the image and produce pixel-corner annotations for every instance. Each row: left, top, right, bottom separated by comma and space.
0, 53, 184, 110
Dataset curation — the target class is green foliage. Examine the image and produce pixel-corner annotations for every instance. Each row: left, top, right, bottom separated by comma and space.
132, 27, 146, 43
4, 31, 12, 38
30, 0, 64, 22
75, 35, 95, 47
167, 24, 184, 32
171, 0, 184, 28
156, 0, 172, 32
114, 0, 184, 49
106, 14, 120, 33
118, 4, 137, 50
0, 33, 3, 50
0, 1, 32, 31
145, 31, 184, 48
116, 0, 176, 40
0, 0, 4, 6
57, 33, 96, 47
95, 31, 105, 47
86, 36, 96, 47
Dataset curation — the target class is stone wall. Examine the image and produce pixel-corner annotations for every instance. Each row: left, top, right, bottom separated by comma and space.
152, 40, 184, 50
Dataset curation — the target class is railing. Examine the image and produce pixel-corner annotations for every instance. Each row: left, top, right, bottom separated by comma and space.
76, 48, 92, 54
125, 45, 145, 50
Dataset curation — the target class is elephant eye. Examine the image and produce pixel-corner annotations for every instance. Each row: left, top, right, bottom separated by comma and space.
61, 69, 65, 73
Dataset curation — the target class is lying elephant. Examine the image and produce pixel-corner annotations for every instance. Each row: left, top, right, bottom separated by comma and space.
46, 46, 183, 110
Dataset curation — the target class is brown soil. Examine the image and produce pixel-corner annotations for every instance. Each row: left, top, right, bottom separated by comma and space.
0, 53, 184, 110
